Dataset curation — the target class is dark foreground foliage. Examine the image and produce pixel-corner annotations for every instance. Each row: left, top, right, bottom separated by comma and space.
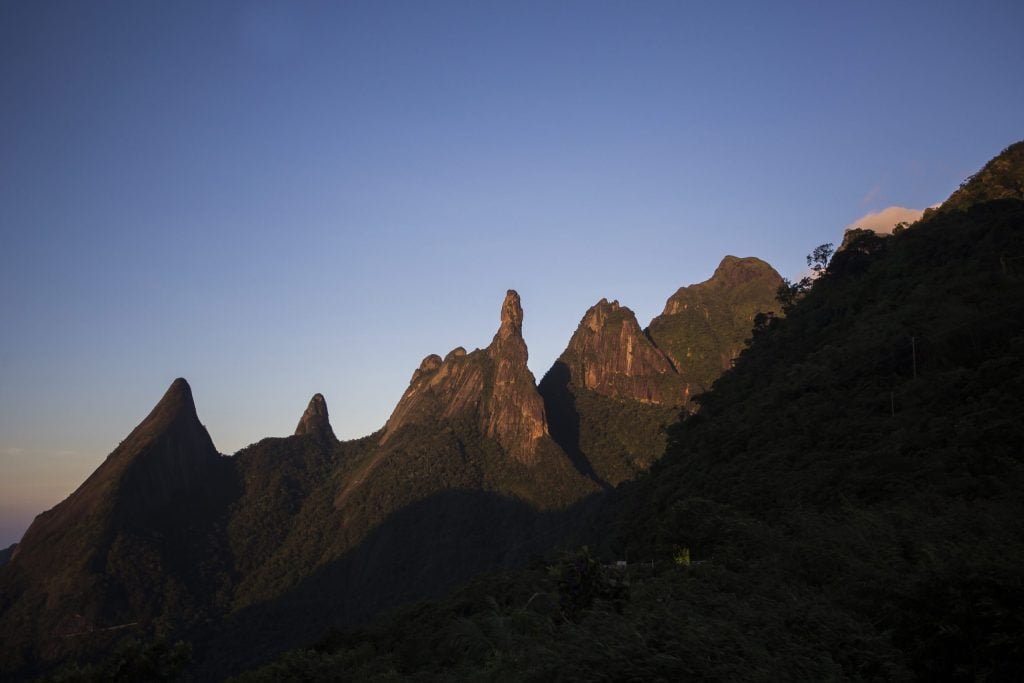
238, 198, 1024, 680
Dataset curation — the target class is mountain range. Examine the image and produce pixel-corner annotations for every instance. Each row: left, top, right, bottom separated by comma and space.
3, 140, 1021, 680
235, 140, 1024, 681
0, 250, 782, 678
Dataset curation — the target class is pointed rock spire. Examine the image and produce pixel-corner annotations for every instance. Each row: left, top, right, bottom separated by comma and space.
295, 393, 335, 440
380, 289, 548, 463
13, 377, 223, 575
485, 289, 547, 460
142, 377, 199, 428
497, 289, 524, 340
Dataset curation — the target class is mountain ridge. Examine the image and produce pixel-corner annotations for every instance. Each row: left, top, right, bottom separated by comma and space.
2, 257, 786, 677
231, 138, 1024, 681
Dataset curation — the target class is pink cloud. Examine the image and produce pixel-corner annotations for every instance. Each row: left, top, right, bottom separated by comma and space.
845, 206, 927, 234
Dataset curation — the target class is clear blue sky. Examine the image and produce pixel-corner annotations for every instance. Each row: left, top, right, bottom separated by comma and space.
2, 0, 1022, 547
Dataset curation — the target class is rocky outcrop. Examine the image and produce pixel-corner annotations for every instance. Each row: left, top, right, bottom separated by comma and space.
647, 256, 782, 401
538, 298, 687, 488
552, 298, 685, 405
295, 393, 336, 440
381, 290, 548, 463
483, 290, 548, 460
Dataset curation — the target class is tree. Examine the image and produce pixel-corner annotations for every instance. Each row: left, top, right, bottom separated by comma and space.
807, 243, 835, 275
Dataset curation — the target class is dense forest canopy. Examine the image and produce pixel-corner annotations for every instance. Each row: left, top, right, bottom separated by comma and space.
237, 150, 1024, 681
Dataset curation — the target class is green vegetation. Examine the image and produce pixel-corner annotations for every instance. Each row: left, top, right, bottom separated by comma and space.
936, 141, 1024, 214
571, 389, 679, 484
239, 167, 1024, 678
647, 256, 782, 400
8, 142, 1024, 680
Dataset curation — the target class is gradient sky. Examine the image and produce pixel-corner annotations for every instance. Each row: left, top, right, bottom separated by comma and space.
2, 0, 1022, 547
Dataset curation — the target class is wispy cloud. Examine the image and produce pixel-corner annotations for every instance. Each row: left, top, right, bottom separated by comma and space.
845, 206, 927, 234
861, 185, 882, 206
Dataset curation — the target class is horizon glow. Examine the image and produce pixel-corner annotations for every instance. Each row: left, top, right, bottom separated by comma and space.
2, 0, 1023, 547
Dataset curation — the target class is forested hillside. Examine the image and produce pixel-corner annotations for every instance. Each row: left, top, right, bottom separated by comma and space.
238, 148, 1024, 681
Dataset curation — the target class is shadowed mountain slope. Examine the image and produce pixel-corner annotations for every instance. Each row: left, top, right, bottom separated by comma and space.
0, 379, 235, 674
237, 142, 1024, 681
539, 299, 686, 486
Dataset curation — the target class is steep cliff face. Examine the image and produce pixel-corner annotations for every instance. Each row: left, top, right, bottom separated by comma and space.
483, 290, 549, 460
539, 260, 782, 487
381, 290, 548, 463
647, 255, 782, 402
557, 298, 684, 405
539, 299, 685, 487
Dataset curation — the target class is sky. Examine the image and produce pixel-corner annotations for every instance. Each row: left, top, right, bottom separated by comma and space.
2, 0, 1022, 547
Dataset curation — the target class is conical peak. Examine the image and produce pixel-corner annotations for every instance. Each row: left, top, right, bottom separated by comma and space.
295, 393, 335, 439
169, 376, 191, 393
499, 290, 523, 337
164, 377, 194, 405
141, 377, 200, 430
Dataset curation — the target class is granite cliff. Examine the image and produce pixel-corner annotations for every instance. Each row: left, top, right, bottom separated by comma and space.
382, 290, 548, 464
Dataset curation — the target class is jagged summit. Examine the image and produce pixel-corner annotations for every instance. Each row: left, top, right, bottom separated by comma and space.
444, 347, 467, 361
497, 289, 524, 339
380, 289, 548, 462
295, 393, 335, 439
550, 298, 683, 405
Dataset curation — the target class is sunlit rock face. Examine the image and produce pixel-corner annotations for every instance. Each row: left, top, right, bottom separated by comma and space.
556, 298, 685, 405
381, 290, 548, 463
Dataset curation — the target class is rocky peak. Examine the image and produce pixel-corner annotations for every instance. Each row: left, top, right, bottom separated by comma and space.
583, 298, 619, 332
295, 393, 335, 440
381, 290, 548, 463
12, 378, 224, 574
485, 290, 547, 460
497, 289, 524, 339
114, 377, 211, 457
411, 354, 443, 384
142, 377, 198, 428
546, 298, 684, 405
